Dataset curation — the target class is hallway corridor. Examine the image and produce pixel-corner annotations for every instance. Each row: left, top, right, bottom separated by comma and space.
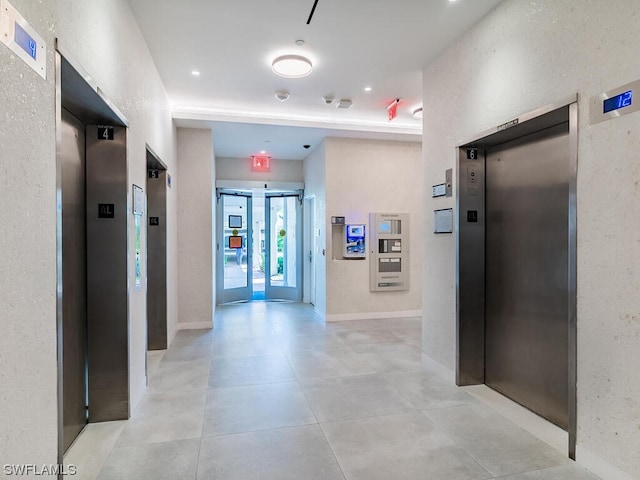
66, 303, 598, 480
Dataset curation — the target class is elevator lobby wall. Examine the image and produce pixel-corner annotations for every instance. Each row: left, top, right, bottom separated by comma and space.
0, 0, 179, 465
177, 128, 215, 328
421, 1, 640, 477
0, 0, 57, 469
56, 0, 179, 416
324, 137, 423, 320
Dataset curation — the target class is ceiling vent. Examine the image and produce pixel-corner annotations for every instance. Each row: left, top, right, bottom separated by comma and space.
337, 99, 353, 109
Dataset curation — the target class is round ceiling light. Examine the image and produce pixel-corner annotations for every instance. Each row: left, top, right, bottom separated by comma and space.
412, 107, 423, 120
272, 54, 313, 78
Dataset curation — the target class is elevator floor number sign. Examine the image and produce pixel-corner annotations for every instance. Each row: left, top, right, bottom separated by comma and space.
97, 126, 114, 140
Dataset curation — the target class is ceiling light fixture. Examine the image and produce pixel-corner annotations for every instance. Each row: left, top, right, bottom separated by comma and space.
191, 70, 200, 76
412, 107, 423, 120
364, 86, 372, 92
272, 54, 313, 78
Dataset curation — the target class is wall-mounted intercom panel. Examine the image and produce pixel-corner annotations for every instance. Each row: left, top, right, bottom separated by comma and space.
369, 213, 409, 291
344, 224, 366, 258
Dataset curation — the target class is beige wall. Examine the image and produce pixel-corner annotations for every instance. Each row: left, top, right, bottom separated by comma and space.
324, 138, 423, 320
421, 1, 640, 477
216, 157, 303, 183
177, 128, 215, 327
303, 143, 328, 316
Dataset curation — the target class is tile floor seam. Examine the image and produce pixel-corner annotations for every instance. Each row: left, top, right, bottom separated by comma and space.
316, 420, 349, 480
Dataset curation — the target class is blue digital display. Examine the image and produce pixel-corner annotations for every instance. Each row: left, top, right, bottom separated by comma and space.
14, 22, 37, 60
603, 90, 633, 114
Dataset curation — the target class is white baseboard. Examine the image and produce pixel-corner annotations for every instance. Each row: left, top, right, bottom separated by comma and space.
576, 446, 636, 480
326, 309, 422, 322
176, 321, 213, 330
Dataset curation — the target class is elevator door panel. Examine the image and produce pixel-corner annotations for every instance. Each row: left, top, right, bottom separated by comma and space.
485, 123, 569, 429
61, 109, 87, 451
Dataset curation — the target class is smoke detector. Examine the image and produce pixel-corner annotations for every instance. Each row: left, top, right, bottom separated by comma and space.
337, 99, 353, 109
275, 90, 290, 102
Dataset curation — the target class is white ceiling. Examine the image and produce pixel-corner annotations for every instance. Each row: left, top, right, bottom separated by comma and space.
128, 0, 503, 159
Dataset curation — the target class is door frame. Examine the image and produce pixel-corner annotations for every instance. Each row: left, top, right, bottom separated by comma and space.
216, 190, 253, 303
264, 192, 303, 302
56, 48, 131, 461
454, 95, 578, 459
303, 195, 317, 305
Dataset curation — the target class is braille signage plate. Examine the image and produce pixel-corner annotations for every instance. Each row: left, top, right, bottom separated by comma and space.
98, 203, 115, 219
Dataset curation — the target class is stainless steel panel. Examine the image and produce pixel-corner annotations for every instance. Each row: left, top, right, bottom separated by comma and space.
147, 163, 167, 350
567, 102, 578, 459
60, 109, 87, 452
456, 147, 485, 385
85, 124, 129, 422
485, 123, 569, 429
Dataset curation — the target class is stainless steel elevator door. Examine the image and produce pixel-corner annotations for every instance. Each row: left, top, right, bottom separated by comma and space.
61, 109, 88, 451
485, 122, 569, 429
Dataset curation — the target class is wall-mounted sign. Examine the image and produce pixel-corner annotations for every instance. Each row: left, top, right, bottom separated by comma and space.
251, 155, 271, 172
98, 203, 115, 219
497, 118, 519, 131
387, 98, 400, 121
148, 169, 159, 179
434, 208, 453, 234
167, 173, 172, 188
331, 216, 345, 225
132, 184, 144, 216
0, 0, 47, 79
97, 125, 114, 140
149, 217, 160, 226
466, 148, 479, 160
432, 183, 446, 198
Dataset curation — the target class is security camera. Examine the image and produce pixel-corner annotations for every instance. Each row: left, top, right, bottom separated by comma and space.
303, 145, 311, 149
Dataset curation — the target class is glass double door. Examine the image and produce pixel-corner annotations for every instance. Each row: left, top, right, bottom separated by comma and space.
217, 190, 302, 303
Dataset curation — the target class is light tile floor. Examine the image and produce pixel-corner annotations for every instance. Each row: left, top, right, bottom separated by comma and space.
65, 302, 600, 480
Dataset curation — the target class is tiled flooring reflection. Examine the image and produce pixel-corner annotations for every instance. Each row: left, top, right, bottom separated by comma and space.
69, 302, 599, 480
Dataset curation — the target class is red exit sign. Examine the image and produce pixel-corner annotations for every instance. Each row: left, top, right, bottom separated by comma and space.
251, 155, 271, 172
387, 98, 400, 121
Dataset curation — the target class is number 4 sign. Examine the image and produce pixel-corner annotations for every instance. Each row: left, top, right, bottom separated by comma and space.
97, 126, 114, 140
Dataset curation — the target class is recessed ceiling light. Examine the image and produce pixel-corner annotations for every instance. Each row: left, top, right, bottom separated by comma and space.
412, 107, 423, 120
260, 150, 266, 154
272, 55, 313, 78
364, 86, 372, 92
295, 39, 305, 46
191, 70, 200, 76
